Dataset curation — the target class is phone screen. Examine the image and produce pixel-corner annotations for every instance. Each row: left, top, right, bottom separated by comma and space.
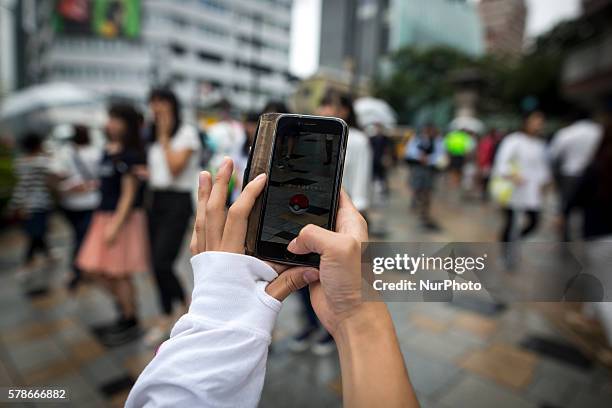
257, 116, 347, 265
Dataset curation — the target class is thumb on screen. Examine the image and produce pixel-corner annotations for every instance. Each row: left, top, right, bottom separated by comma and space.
266, 267, 319, 301
287, 224, 335, 255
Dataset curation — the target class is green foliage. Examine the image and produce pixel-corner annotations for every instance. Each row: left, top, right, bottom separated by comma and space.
373, 46, 474, 124
373, 18, 587, 125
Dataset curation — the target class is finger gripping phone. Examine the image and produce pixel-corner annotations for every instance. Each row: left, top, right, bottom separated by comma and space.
243, 113, 348, 266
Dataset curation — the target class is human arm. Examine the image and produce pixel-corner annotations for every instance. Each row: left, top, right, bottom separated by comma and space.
548, 130, 565, 164
156, 108, 196, 178
126, 158, 312, 407
287, 192, 419, 408
160, 142, 194, 178
128, 158, 418, 407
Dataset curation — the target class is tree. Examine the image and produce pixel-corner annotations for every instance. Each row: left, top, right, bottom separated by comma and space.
373, 18, 587, 125
372, 46, 474, 124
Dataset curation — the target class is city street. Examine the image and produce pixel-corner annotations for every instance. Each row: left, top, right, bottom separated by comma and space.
0, 168, 610, 407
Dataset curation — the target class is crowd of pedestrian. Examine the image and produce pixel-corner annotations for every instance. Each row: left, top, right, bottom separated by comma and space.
5, 87, 612, 351
4, 88, 377, 351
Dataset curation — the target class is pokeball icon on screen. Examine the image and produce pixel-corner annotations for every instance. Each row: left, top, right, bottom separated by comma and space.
289, 194, 309, 215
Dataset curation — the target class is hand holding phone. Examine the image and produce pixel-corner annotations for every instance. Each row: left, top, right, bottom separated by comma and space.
189, 158, 316, 301
243, 114, 349, 266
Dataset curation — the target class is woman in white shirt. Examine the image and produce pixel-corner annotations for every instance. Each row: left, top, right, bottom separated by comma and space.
319, 92, 372, 213
492, 111, 552, 242
51, 125, 102, 290
146, 88, 202, 345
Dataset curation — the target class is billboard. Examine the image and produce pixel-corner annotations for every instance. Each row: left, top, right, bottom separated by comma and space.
53, 0, 141, 39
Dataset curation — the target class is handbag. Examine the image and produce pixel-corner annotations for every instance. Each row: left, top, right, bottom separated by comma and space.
489, 145, 520, 206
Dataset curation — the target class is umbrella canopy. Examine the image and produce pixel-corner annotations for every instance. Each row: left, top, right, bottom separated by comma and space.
0, 82, 103, 120
448, 116, 485, 135
354, 97, 397, 129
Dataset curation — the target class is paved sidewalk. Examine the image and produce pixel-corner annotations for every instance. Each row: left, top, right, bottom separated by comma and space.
0, 168, 610, 407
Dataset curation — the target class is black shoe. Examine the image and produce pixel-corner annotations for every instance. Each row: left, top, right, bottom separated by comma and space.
99, 318, 141, 347
421, 220, 441, 232
67, 275, 81, 292
288, 326, 318, 352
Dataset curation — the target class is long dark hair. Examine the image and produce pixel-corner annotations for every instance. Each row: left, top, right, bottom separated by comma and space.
320, 90, 359, 129
20, 132, 44, 154
262, 100, 289, 115
108, 103, 145, 158
148, 87, 182, 141
242, 111, 261, 156
72, 125, 90, 146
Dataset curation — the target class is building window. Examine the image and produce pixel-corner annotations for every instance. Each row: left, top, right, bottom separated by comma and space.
170, 43, 187, 56
197, 50, 223, 63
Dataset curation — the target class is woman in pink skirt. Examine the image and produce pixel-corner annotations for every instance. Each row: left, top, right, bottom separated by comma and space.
77, 103, 149, 345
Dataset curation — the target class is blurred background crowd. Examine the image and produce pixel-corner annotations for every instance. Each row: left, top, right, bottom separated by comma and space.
1, 0, 612, 407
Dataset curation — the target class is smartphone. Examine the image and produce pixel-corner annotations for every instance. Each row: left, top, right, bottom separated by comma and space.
245, 114, 348, 267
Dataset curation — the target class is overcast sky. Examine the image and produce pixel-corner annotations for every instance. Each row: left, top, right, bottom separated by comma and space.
289, 0, 582, 78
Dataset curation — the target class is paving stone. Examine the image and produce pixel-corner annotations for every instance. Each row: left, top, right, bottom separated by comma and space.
0, 304, 35, 329
526, 373, 577, 407
261, 372, 341, 408
81, 355, 128, 387
52, 322, 94, 346
521, 336, 593, 370
23, 358, 79, 386
41, 372, 99, 403
68, 338, 106, 365
452, 312, 498, 338
403, 353, 462, 398
1, 319, 73, 345
437, 375, 537, 408
569, 387, 612, 408
7, 337, 66, 373
409, 313, 449, 334
2, 170, 612, 408
459, 343, 538, 389
399, 326, 479, 362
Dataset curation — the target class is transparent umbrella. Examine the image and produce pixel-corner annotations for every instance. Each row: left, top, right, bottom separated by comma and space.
354, 97, 397, 129
448, 116, 485, 135
0, 82, 103, 120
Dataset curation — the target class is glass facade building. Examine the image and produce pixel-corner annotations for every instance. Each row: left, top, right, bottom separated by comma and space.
389, 0, 484, 56
19, 0, 294, 111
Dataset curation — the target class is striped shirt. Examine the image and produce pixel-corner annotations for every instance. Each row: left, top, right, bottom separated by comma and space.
9, 155, 53, 213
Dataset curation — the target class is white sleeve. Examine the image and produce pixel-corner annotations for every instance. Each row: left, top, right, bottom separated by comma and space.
126, 252, 281, 408
492, 137, 515, 177
173, 125, 201, 151
49, 148, 69, 176
349, 139, 372, 212
548, 130, 565, 162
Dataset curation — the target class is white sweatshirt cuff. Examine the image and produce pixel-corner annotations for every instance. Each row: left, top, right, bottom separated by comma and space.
189, 251, 281, 336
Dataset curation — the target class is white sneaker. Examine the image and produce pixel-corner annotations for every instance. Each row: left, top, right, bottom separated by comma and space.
288, 326, 318, 353
143, 325, 169, 348
311, 332, 336, 356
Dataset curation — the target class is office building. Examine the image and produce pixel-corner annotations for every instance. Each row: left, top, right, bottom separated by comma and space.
389, 0, 484, 57
318, 0, 390, 82
563, 0, 612, 104
17, 0, 294, 111
478, 0, 527, 56
0, 0, 18, 96
318, 0, 483, 86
